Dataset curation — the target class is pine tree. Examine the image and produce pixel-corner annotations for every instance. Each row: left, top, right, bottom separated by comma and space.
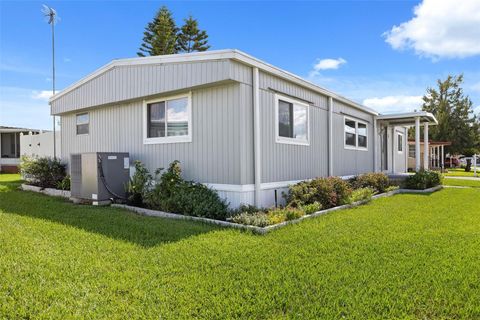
137, 6, 178, 57
422, 74, 479, 155
177, 16, 210, 53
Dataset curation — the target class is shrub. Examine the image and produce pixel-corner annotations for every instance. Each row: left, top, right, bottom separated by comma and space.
405, 170, 443, 190
385, 185, 399, 193
348, 187, 374, 204
267, 207, 304, 225
232, 207, 305, 227
351, 173, 389, 193
144, 161, 229, 220
20, 156, 67, 189
300, 202, 322, 215
232, 212, 270, 227
125, 160, 155, 207
286, 177, 352, 209
56, 175, 71, 191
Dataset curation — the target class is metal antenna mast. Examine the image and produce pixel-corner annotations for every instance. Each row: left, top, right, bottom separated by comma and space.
42, 4, 58, 159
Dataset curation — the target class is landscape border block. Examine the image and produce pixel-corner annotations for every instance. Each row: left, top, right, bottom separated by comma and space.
20, 184, 71, 199
21, 183, 443, 234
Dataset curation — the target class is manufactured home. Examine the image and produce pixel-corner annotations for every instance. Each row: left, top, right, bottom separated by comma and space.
0, 126, 40, 173
49, 50, 437, 207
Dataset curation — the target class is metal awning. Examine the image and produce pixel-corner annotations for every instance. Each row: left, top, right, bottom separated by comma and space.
377, 111, 438, 126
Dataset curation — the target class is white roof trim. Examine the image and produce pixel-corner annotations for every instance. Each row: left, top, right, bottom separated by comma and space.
49, 49, 378, 116
377, 111, 438, 124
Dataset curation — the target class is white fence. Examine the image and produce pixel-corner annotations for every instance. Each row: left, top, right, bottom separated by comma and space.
20, 131, 61, 158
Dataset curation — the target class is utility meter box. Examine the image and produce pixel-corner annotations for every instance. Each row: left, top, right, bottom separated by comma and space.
70, 152, 130, 204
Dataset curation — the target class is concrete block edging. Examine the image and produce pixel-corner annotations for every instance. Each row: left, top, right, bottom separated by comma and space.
20, 183, 443, 234
113, 186, 442, 234
20, 184, 71, 199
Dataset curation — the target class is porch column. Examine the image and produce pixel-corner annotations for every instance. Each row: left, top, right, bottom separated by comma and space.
441, 145, 445, 170
0, 133, 2, 171
423, 122, 429, 170
415, 117, 421, 171
391, 126, 396, 173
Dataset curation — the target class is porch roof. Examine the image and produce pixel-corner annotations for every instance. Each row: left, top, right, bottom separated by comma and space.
0, 126, 40, 133
377, 111, 438, 126
407, 139, 452, 146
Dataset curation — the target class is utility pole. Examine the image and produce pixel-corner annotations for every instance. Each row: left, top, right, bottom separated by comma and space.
42, 4, 58, 159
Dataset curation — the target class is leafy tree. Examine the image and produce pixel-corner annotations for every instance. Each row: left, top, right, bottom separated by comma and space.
421, 75, 480, 155
177, 16, 210, 53
137, 6, 178, 57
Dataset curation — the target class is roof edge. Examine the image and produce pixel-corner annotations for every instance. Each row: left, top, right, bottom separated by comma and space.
49, 49, 378, 115
377, 111, 438, 124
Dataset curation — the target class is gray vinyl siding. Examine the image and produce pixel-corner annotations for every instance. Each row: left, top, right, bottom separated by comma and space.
57, 58, 380, 188
257, 71, 328, 183
52, 59, 232, 115
61, 83, 245, 185
255, 71, 375, 183
332, 101, 375, 176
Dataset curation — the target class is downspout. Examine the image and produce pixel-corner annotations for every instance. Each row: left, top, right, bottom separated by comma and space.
252, 67, 261, 207
328, 97, 333, 176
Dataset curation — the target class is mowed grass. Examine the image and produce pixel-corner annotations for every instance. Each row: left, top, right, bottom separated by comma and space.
1, 174, 480, 319
444, 177, 480, 188
444, 168, 480, 178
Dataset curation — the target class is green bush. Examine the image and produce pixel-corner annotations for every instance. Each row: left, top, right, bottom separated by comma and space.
286, 177, 352, 209
232, 207, 305, 227
232, 212, 270, 227
125, 160, 155, 207
385, 185, 399, 192
351, 173, 389, 193
405, 170, 443, 190
56, 175, 71, 191
268, 207, 305, 225
348, 187, 374, 204
144, 161, 229, 220
20, 156, 67, 189
300, 202, 322, 215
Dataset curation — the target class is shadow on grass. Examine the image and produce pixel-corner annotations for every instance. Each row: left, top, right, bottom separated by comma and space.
0, 179, 220, 247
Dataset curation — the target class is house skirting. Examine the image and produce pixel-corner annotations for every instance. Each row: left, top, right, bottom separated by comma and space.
0, 158, 21, 173
205, 181, 299, 209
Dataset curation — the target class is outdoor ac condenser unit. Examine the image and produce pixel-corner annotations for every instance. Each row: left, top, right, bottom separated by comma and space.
70, 152, 130, 205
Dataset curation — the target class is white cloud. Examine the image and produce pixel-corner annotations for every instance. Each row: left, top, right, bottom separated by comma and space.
473, 105, 480, 116
384, 0, 480, 59
313, 58, 346, 71
32, 90, 53, 101
63, 57, 71, 63
471, 82, 480, 93
0, 87, 52, 130
363, 95, 424, 114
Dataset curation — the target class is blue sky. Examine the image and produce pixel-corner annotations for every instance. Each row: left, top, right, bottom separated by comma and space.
1, 0, 480, 129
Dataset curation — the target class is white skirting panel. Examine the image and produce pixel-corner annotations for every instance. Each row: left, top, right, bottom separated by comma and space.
206, 182, 292, 209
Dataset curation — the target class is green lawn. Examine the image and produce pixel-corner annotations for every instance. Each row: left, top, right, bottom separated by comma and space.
444, 168, 480, 178
1, 174, 480, 319
443, 177, 480, 188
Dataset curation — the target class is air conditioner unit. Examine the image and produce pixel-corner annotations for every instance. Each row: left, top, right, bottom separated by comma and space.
70, 152, 130, 205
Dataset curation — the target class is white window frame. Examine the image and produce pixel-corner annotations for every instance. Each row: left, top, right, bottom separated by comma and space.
343, 116, 368, 151
397, 132, 404, 154
274, 94, 310, 146
76, 112, 89, 136
143, 92, 192, 145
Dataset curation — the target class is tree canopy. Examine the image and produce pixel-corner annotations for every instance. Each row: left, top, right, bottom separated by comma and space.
421, 75, 480, 155
177, 16, 210, 53
138, 7, 210, 57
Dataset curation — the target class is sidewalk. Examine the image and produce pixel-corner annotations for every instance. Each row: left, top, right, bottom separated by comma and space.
444, 176, 480, 181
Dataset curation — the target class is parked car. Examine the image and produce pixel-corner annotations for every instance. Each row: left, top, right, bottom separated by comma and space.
444, 157, 460, 167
